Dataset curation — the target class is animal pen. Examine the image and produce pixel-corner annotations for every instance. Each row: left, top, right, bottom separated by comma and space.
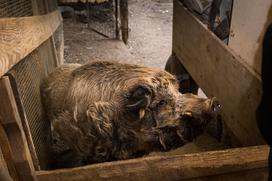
0, 0, 270, 181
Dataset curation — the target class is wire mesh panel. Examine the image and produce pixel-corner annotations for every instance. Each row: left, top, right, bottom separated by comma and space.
0, 0, 33, 17
8, 44, 57, 170
0, 0, 62, 170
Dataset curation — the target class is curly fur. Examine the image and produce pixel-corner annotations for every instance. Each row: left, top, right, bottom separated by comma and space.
41, 61, 220, 168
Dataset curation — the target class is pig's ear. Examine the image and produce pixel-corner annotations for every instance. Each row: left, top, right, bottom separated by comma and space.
126, 86, 152, 119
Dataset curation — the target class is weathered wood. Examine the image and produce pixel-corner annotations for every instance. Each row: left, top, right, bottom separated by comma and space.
7, 74, 41, 170
188, 168, 268, 181
36, 145, 268, 181
120, 0, 128, 44
0, 10, 62, 78
0, 76, 36, 181
228, 0, 272, 74
54, 26, 65, 66
172, 0, 263, 145
115, 0, 120, 39
31, 0, 39, 15
0, 147, 13, 181
43, 1, 62, 67
0, 124, 18, 181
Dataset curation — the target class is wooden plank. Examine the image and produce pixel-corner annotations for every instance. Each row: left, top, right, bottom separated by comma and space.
7, 74, 41, 170
0, 147, 13, 181
36, 145, 268, 181
0, 10, 62, 78
0, 124, 18, 181
188, 168, 267, 181
228, 0, 272, 74
172, 0, 263, 145
0, 76, 36, 181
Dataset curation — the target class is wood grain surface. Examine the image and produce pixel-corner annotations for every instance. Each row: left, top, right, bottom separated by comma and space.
36, 145, 268, 181
172, 0, 263, 145
0, 76, 36, 181
0, 10, 62, 77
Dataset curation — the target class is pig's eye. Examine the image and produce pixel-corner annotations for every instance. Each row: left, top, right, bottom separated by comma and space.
158, 100, 167, 107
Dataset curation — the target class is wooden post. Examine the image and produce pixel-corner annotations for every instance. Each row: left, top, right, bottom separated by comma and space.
115, 0, 120, 39
120, 0, 128, 44
0, 76, 36, 181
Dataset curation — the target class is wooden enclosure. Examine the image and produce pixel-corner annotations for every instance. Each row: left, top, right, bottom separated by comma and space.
170, 0, 270, 179
0, 0, 270, 180
173, 0, 264, 146
0, 0, 63, 180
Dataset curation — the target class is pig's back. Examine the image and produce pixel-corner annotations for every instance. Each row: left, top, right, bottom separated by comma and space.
42, 64, 81, 120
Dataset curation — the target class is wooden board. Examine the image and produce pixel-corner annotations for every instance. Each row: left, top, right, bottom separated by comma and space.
0, 147, 13, 181
228, 0, 272, 74
7, 73, 41, 170
36, 145, 268, 181
189, 168, 267, 181
0, 76, 36, 181
0, 124, 18, 181
0, 10, 62, 77
172, 0, 263, 146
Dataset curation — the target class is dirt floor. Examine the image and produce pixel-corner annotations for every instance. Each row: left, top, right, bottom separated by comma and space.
128, 0, 173, 68
63, 0, 172, 69
61, 0, 226, 155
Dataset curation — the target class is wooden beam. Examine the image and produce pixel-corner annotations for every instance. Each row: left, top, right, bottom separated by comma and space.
0, 149, 13, 181
0, 76, 36, 181
172, 0, 263, 145
36, 145, 268, 181
0, 10, 62, 77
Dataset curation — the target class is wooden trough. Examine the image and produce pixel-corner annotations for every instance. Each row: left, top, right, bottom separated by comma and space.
0, 0, 269, 180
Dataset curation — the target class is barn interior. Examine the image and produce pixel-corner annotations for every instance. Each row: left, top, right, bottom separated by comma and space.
0, 0, 271, 181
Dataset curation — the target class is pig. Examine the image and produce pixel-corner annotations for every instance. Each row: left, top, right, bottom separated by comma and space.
41, 61, 221, 168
